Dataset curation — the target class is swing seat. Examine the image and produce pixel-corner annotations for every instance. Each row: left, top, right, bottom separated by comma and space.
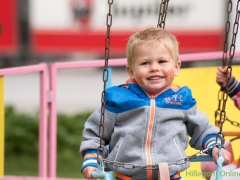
201, 140, 236, 180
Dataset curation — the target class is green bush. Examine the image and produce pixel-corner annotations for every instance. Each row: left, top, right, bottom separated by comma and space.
5, 106, 39, 155
4, 106, 92, 177
5, 106, 91, 156
57, 112, 90, 160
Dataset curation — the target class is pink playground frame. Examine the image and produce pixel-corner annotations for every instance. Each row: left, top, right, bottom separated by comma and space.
0, 51, 240, 180
0, 64, 49, 177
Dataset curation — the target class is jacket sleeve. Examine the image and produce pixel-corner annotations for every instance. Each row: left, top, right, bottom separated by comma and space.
181, 88, 220, 151
79, 108, 116, 170
226, 77, 240, 109
185, 105, 220, 150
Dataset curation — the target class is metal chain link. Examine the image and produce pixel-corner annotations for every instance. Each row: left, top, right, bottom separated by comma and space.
215, 0, 232, 129
215, 0, 232, 127
169, 145, 215, 166
97, 0, 113, 161
102, 145, 217, 170
222, 0, 232, 67
157, 0, 170, 29
226, 117, 240, 128
215, 0, 240, 135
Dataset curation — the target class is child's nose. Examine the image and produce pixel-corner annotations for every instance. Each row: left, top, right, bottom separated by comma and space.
150, 63, 159, 71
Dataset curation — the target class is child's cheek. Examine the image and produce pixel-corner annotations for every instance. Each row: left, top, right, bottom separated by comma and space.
135, 72, 144, 85
166, 70, 174, 80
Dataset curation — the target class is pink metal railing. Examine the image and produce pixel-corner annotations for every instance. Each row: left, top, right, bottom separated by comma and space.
0, 63, 49, 177
1, 50, 240, 180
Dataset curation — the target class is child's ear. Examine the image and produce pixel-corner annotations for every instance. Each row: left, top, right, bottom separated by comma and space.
126, 65, 134, 79
174, 61, 181, 76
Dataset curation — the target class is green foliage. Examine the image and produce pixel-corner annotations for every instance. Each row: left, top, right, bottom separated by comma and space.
4, 106, 92, 177
57, 113, 89, 158
5, 106, 91, 155
5, 106, 39, 155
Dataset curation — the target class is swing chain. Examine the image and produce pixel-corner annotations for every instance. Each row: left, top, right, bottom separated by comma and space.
157, 0, 170, 29
222, 0, 232, 67
215, 110, 240, 128
103, 159, 158, 170
215, 0, 240, 133
169, 145, 218, 166
102, 145, 218, 169
226, 116, 240, 128
215, 0, 233, 130
98, 0, 114, 161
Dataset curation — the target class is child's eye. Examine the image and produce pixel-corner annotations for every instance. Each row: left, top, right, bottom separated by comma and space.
141, 62, 149, 65
158, 60, 166, 63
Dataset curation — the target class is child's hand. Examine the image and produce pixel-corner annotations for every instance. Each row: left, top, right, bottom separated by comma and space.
82, 166, 99, 179
216, 66, 233, 88
212, 147, 232, 165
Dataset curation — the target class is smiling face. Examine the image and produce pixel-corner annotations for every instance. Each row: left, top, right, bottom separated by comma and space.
126, 43, 181, 95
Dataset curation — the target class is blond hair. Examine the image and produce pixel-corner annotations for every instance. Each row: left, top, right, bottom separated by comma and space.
126, 27, 179, 67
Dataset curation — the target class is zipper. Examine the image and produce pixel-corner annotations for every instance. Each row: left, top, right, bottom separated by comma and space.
145, 96, 155, 179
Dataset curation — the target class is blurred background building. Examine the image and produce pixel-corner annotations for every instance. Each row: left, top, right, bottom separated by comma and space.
1, 0, 240, 114
0, 0, 234, 68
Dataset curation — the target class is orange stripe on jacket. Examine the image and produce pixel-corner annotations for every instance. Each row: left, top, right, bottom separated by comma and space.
84, 153, 102, 159
115, 172, 132, 180
204, 138, 216, 149
171, 172, 181, 179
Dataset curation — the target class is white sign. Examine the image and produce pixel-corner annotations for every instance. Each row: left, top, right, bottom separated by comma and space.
30, 0, 225, 31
